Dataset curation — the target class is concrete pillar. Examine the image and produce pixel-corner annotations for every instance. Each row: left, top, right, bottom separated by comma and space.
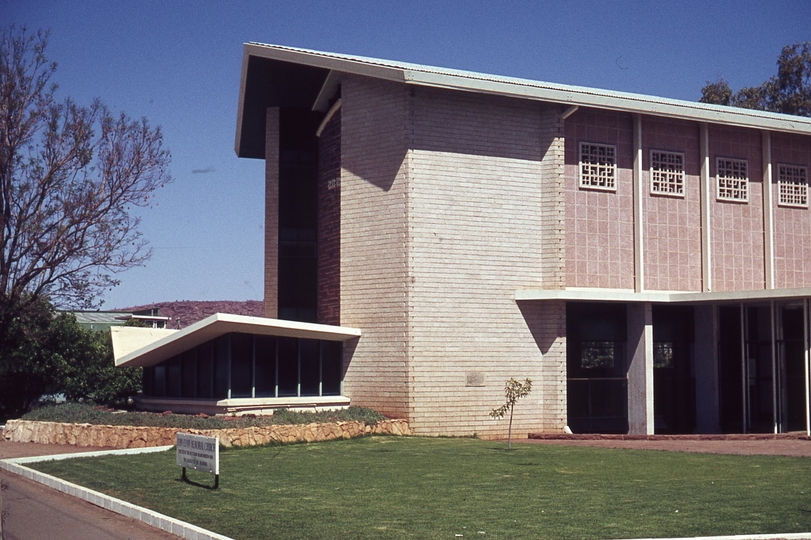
694, 304, 721, 433
627, 302, 654, 434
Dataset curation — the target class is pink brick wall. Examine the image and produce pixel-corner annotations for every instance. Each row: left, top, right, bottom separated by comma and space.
642, 117, 702, 291
772, 133, 811, 288
565, 109, 635, 289
709, 125, 765, 291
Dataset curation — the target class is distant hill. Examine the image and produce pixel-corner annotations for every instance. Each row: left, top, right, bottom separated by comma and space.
121, 300, 264, 329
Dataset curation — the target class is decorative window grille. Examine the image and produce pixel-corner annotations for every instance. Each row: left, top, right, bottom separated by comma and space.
778, 164, 808, 208
579, 142, 616, 191
650, 150, 685, 196
716, 158, 749, 202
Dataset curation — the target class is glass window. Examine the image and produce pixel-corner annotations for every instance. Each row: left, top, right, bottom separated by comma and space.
716, 157, 749, 202
142, 366, 154, 396
566, 302, 628, 433
214, 335, 230, 399
255, 335, 277, 398
196, 341, 214, 399
153, 364, 166, 397
231, 333, 253, 398
166, 356, 181, 398
300, 340, 320, 396
181, 350, 197, 398
579, 142, 617, 191
321, 341, 343, 396
278, 337, 298, 397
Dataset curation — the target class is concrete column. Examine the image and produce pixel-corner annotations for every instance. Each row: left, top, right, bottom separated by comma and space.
694, 304, 721, 433
264, 107, 280, 318
762, 131, 774, 290
633, 114, 644, 293
627, 302, 654, 434
700, 123, 712, 292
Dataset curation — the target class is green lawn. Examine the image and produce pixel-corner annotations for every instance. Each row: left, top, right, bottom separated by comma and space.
29, 436, 811, 539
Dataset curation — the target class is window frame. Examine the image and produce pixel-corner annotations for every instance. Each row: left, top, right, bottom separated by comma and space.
777, 163, 809, 209
716, 157, 749, 203
579, 142, 617, 192
649, 149, 686, 197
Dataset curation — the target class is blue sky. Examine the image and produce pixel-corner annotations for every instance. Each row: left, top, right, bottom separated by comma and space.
4, 0, 810, 309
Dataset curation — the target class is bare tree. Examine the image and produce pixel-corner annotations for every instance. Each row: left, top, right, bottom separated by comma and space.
0, 27, 170, 335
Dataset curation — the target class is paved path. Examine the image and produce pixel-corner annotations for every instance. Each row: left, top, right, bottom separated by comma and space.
0, 440, 179, 540
520, 435, 811, 457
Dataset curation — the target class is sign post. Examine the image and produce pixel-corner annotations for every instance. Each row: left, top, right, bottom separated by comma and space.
176, 433, 219, 488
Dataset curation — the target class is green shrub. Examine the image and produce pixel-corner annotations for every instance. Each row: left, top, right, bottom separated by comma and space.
21, 402, 386, 429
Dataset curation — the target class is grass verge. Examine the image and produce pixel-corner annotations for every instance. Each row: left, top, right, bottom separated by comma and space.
29, 436, 811, 539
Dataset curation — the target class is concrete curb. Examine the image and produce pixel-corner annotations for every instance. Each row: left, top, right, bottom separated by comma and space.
0, 446, 233, 540
624, 535, 811, 540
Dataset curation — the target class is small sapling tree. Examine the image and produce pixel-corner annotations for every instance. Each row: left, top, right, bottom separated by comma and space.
490, 378, 532, 450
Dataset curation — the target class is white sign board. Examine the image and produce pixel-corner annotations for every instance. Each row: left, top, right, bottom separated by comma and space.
176, 433, 219, 475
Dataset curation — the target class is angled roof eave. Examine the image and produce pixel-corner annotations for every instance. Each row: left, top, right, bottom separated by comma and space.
115, 313, 361, 368
406, 70, 811, 135
235, 43, 811, 155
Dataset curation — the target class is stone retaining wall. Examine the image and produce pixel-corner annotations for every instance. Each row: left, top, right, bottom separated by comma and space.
2, 419, 410, 449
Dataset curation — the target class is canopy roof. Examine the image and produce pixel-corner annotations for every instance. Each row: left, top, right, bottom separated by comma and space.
113, 313, 361, 368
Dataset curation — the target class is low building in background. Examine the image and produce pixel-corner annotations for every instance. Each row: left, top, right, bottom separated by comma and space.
71, 308, 169, 332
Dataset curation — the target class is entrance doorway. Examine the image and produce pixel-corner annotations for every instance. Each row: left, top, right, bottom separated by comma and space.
718, 303, 808, 433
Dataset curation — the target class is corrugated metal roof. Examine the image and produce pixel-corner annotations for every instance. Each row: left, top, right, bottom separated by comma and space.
242, 42, 811, 136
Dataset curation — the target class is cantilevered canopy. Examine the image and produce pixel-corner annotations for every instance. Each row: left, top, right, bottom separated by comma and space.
235, 43, 811, 160
515, 287, 811, 304
113, 313, 361, 368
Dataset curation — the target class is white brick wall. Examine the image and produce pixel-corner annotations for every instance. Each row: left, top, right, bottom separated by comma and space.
338, 79, 568, 436
407, 88, 565, 436
340, 76, 412, 419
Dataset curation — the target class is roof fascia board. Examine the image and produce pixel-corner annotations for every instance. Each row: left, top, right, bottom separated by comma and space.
243, 43, 406, 83
515, 287, 811, 304
406, 70, 811, 136
234, 47, 252, 156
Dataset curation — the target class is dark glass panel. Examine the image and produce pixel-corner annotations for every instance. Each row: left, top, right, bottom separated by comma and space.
166, 356, 181, 398
214, 335, 230, 399
196, 341, 214, 399
181, 349, 197, 398
300, 340, 319, 396
255, 336, 277, 398
153, 364, 166, 397
321, 341, 342, 396
142, 366, 153, 396
231, 333, 253, 398
278, 337, 298, 397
